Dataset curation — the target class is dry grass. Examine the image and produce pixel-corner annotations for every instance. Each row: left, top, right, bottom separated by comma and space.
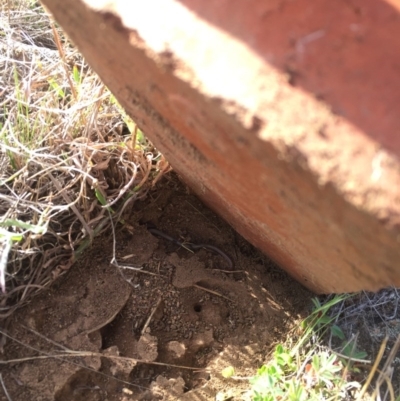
0, 1, 171, 320
329, 289, 400, 400
245, 292, 400, 401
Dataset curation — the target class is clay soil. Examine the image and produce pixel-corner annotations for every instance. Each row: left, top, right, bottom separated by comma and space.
0, 174, 312, 401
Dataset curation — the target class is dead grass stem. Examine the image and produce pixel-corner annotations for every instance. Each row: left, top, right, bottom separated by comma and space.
0, 1, 171, 321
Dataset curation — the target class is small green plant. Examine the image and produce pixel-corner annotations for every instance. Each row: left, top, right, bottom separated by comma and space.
222, 295, 366, 401
250, 344, 298, 401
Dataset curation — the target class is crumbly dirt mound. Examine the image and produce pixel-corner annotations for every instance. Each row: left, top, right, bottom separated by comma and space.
0, 174, 312, 401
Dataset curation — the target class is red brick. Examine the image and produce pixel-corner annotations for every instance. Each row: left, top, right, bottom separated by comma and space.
42, 0, 400, 292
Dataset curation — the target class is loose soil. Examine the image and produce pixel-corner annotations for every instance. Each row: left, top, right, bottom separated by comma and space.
0, 174, 313, 400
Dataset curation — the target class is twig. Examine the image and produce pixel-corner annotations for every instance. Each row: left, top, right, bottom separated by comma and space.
109, 207, 126, 269
211, 268, 244, 274
377, 333, 400, 378
118, 266, 161, 277
0, 328, 148, 390
107, 209, 161, 277
357, 336, 388, 401
49, 19, 77, 99
0, 374, 12, 401
333, 350, 371, 364
373, 333, 400, 400
0, 352, 201, 370
193, 284, 232, 302
381, 370, 395, 401
141, 297, 162, 336
132, 153, 153, 192
21, 325, 70, 351
0, 328, 200, 370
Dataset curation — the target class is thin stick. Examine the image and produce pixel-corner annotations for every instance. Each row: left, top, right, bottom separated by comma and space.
49, 20, 77, 100
357, 336, 388, 401
21, 325, 70, 351
119, 266, 161, 276
378, 333, 400, 377
211, 269, 244, 274
0, 374, 13, 401
193, 284, 232, 302
107, 209, 162, 277
333, 350, 371, 364
0, 329, 200, 371
141, 297, 162, 336
0, 329, 147, 390
382, 371, 395, 401
373, 333, 400, 400
0, 352, 201, 370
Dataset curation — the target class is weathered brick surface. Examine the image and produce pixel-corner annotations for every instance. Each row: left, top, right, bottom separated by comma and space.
42, 0, 400, 293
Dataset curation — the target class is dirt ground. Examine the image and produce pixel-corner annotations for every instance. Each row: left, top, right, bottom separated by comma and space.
0, 174, 314, 400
